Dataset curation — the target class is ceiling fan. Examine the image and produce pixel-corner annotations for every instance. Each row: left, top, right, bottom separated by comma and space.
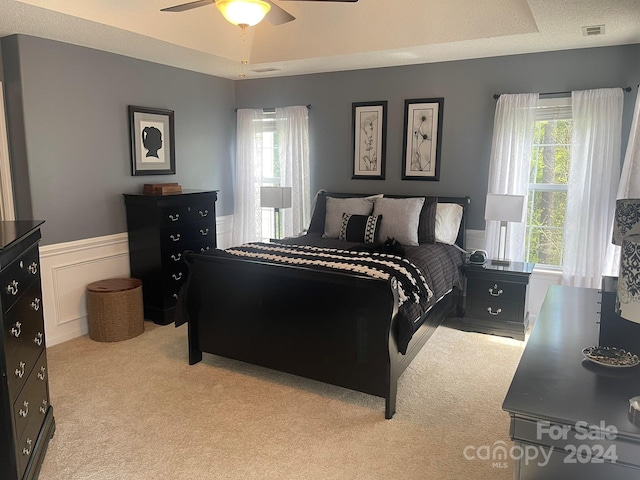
161, 0, 358, 26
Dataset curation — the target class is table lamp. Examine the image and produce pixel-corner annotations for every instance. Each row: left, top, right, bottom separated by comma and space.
484, 193, 526, 266
260, 186, 292, 239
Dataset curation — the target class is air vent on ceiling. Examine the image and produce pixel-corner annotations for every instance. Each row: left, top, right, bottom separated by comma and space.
251, 67, 281, 73
582, 24, 605, 36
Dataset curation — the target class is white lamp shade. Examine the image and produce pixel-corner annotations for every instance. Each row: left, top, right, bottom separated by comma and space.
612, 198, 640, 246
617, 234, 640, 324
484, 194, 526, 222
216, 0, 271, 26
260, 186, 292, 209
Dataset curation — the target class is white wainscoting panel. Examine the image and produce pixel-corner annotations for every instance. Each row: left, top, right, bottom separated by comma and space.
40, 215, 233, 347
40, 233, 131, 347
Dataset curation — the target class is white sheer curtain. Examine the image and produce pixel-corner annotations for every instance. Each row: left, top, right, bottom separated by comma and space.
563, 88, 623, 287
276, 106, 311, 237
485, 93, 538, 261
618, 88, 640, 199
232, 106, 310, 246
232, 108, 264, 246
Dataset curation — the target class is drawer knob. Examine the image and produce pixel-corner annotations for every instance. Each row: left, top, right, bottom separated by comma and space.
19, 400, 29, 418
169, 213, 180, 222
171, 253, 182, 262
6, 279, 18, 296
28, 261, 38, 275
488, 284, 503, 297
31, 297, 41, 311
15, 361, 25, 378
22, 438, 32, 456
39, 399, 48, 414
487, 307, 502, 316
200, 228, 209, 236
169, 233, 181, 242
172, 272, 183, 281
199, 209, 208, 217
172, 293, 178, 299
10, 321, 22, 338
200, 246, 210, 252
34, 332, 44, 346
37, 366, 46, 381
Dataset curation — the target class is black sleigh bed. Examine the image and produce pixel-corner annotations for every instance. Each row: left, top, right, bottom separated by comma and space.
178, 192, 470, 418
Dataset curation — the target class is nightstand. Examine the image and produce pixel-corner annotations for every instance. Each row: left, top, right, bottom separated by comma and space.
461, 260, 534, 340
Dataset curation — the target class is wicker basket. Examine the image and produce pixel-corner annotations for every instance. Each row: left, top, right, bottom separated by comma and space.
86, 278, 144, 342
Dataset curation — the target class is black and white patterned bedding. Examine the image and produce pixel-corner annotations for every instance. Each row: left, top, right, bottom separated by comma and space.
211, 235, 464, 354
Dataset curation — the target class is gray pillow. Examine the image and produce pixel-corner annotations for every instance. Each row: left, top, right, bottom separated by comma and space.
323, 197, 376, 238
372, 197, 425, 246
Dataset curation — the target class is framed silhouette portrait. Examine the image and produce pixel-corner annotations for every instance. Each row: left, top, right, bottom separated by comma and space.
129, 106, 175, 176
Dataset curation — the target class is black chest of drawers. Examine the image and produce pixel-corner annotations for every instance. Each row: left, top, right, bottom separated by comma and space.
0, 221, 55, 480
462, 260, 534, 341
123, 190, 218, 325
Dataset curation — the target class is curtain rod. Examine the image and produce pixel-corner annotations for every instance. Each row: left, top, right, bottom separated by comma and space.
493, 86, 633, 100
235, 105, 311, 112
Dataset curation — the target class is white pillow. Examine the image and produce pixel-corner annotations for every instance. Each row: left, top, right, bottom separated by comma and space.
435, 203, 463, 244
323, 197, 377, 238
372, 197, 425, 246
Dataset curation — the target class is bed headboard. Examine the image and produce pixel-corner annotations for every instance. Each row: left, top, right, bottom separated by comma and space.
307, 191, 471, 250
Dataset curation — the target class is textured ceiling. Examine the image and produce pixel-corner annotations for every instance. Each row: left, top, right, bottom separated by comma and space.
1, 0, 639, 79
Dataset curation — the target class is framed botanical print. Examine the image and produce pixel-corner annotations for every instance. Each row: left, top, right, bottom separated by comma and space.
402, 98, 444, 181
352, 101, 387, 180
129, 106, 176, 176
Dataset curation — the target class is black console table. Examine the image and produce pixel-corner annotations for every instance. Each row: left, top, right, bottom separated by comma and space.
503, 285, 640, 479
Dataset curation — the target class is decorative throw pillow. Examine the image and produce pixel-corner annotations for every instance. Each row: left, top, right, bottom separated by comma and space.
435, 203, 464, 244
323, 196, 377, 238
372, 197, 425, 246
339, 214, 382, 243
307, 190, 328, 235
418, 196, 438, 244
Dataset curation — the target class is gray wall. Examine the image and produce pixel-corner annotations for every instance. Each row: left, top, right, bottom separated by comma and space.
235, 44, 640, 230
2, 35, 235, 245
1, 35, 638, 243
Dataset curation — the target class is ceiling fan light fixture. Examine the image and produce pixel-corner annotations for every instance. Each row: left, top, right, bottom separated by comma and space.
215, 0, 271, 27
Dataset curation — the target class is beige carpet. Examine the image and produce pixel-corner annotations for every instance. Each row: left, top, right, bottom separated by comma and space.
39, 319, 525, 480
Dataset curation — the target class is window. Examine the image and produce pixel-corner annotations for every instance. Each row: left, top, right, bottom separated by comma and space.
524, 98, 572, 268
258, 111, 281, 241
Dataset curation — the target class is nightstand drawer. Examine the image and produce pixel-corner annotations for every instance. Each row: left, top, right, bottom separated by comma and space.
467, 277, 526, 303
466, 296, 523, 322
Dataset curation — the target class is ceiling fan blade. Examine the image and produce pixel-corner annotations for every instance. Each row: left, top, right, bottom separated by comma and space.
264, 0, 296, 25
161, 0, 214, 12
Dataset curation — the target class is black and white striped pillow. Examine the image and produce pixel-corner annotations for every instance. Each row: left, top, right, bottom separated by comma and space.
339, 214, 382, 243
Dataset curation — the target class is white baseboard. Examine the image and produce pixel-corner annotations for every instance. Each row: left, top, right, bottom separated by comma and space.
40, 215, 233, 347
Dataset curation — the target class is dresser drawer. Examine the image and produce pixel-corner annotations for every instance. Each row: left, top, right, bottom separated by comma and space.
159, 202, 214, 227
13, 352, 49, 443
467, 276, 526, 303
4, 282, 45, 363
466, 296, 523, 322
160, 220, 214, 247
4, 287, 45, 402
0, 246, 40, 313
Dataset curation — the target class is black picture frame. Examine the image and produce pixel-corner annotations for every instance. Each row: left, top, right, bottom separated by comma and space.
401, 98, 444, 181
129, 106, 175, 176
352, 101, 387, 180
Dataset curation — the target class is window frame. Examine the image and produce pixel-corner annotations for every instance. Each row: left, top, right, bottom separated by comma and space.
524, 96, 572, 269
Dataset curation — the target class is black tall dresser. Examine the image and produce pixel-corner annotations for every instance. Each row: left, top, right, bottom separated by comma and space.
123, 190, 218, 325
0, 221, 55, 480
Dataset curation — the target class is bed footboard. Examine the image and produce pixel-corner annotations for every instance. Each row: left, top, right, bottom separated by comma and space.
183, 251, 405, 412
